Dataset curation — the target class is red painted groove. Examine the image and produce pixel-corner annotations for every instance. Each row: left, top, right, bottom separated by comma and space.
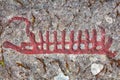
3, 16, 117, 57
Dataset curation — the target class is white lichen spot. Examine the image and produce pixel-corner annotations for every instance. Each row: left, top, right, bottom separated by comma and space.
7, 14, 16, 20
91, 63, 104, 75
54, 72, 69, 80
104, 15, 113, 24
89, 57, 98, 62
65, 44, 70, 49
33, 61, 38, 65
96, 21, 102, 25
52, 22, 58, 29
58, 22, 66, 31
69, 54, 76, 61
98, 55, 107, 62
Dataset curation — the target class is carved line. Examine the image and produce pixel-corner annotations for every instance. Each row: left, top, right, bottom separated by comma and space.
3, 16, 117, 58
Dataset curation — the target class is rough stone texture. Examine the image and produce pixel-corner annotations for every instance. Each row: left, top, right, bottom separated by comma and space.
0, 0, 120, 80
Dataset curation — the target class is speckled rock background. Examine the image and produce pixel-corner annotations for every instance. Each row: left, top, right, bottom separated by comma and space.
0, 0, 120, 80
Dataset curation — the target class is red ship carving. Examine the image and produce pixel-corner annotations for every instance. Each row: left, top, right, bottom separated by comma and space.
3, 16, 117, 57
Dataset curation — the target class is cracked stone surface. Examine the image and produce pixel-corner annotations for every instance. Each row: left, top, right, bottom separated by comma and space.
0, 0, 120, 80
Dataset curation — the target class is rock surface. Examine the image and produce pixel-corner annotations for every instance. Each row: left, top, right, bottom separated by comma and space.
0, 0, 120, 80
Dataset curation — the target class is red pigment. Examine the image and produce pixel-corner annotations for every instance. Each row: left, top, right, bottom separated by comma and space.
3, 16, 117, 58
